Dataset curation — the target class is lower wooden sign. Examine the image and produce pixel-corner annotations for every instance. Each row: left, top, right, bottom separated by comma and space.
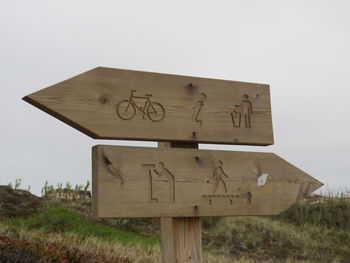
92, 145, 322, 218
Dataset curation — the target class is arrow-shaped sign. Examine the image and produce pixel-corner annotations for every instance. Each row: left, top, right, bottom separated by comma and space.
23, 67, 274, 146
92, 145, 322, 218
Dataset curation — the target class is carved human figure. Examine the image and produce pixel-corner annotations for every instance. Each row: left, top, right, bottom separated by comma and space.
231, 94, 253, 128
212, 160, 228, 193
192, 93, 207, 125
240, 94, 253, 128
147, 162, 175, 202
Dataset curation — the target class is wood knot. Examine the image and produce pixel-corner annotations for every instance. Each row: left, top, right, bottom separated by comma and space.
98, 94, 109, 104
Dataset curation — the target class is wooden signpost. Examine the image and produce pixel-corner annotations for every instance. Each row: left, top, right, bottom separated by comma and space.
23, 67, 273, 146
93, 145, 322, 218
23, 67, 323, 263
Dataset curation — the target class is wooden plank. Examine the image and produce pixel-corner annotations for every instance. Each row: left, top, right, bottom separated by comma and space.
92, 145, 323, 218
159, 142, 202, 263
160, 218, 176, 262
161, 217, 202, 263
23, 67, 273, 145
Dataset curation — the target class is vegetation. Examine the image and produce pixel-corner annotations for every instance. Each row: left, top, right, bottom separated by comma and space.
203, 216, 350, 263
273, 194, 350, 231
0, 224, 159, 263
0, 186, 42, 218
41, 180, 90, 197
7, 178, 30, 192
0, 181, 349, 263
4, 208, 157, 248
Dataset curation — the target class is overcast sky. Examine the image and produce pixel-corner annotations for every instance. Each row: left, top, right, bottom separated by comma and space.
1, 1, 349, 195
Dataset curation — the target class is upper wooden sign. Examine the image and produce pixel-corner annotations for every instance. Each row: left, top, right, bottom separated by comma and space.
92, 145, 322, 218
23, 67, 273, 145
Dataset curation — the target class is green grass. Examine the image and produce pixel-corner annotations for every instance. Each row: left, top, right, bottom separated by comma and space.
3, 207, 158, 248
273, 195, 350, 231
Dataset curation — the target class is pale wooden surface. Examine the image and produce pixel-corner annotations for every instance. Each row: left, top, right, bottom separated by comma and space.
23, 67, 273, 146
159, 142, 202, 263
91, 145, 323, 218
160, 217, 175, 262
161, 217, 202, 263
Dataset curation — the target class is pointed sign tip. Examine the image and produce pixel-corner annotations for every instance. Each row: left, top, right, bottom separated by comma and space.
22, 95, 30, 102
297, 179, 324, 201
22, 95, 38, 107
307, 179, 324, 196
22, 93, 101, 139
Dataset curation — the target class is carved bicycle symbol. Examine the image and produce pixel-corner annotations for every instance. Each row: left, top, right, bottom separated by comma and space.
116, 90, 165, 122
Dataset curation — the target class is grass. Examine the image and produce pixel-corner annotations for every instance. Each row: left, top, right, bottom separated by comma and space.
200, 195, 350, 262
1, 182, 349, 263
203, 216, 350, 263
0, 223, 159, 263
4, 214, 348, 263
3, 207, 158, 248
273, 195, 350, 231
2, 220, 306, 263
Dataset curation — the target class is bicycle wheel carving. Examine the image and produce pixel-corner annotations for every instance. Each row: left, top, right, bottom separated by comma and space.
116, 100, 136, 120
147, 102, 165, 122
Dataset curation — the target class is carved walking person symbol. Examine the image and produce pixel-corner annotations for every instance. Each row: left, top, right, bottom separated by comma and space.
241, 94, 253, 128
192, 93, 207, 125
212, 160, 228, 193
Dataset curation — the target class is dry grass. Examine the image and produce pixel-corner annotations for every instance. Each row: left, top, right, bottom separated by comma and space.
1, 222, 323, 263
203, 216, 350, 263
0, 223, 159, 262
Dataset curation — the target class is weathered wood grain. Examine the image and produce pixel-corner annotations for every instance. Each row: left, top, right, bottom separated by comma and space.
92, 145, 322, 218
23, 67, 273, 145
161, 217, 202, 263
159, 142, 202, 263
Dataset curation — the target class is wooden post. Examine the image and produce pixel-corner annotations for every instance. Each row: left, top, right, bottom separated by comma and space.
159, 141, 202, 263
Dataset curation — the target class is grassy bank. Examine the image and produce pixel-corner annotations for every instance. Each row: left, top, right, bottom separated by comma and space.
4, 207, 157, 248
1, 183, 349, 263
204, 216, 350, 263
272, 194, 350, 231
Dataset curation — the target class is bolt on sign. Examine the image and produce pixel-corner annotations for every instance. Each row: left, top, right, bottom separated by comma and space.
92, 145, 322, 218
23, 67, 274, 146
23, 67, 323, 263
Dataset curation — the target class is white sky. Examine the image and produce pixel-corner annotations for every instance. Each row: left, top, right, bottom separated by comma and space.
1, 0, 349, 195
